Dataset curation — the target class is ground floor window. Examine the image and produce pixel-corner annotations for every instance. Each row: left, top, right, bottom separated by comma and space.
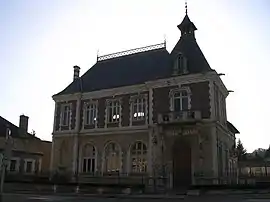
24, 159, 35, 173
82, 158, 95, 173
7, 158, 20, 172
81, 144, 96, 173
130, 141, 147, 173
104, 142, 121, 172
10, 160, 17, 171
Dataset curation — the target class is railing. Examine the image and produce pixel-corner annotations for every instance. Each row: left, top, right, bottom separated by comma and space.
158, 110, 201, 124
97, 42, 166, 61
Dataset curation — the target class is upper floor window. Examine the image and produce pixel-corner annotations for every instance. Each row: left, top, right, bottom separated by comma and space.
84, 102, 97, 125
170, 88, 190, 112
132, 96, 146, 121
61, 104, 71, 126
107, 99, 121, 123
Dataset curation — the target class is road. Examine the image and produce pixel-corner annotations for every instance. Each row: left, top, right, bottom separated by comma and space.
2, 193, 270, 202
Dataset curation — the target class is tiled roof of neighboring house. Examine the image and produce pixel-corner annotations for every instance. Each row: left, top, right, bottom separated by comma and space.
0, 116, 39, 139
54, 13, 214, 96
227, 121, 240, 134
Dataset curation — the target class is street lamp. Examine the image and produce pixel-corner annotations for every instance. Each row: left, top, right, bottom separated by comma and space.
0, 127, 12, 202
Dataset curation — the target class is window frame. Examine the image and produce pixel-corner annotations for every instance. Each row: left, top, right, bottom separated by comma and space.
81, 144, 97, 174
130, 141, 148, 173
169, 87, 191, 112
106, 99, 121, 125
84, 101, 98, 127
7, 157, 20, 173
103, 142, 121, 173
173, 53, 188, 75
60, 103, 72, 127
130, 94, 148, 124
24, 159, 36, 174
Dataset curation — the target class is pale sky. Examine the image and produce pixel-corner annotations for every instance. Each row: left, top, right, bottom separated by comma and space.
0, 0, 269, 152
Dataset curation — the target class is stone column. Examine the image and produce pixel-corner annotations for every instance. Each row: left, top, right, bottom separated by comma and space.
72, 96, 81, 175
52, 102, 57, 133
148, 128, 154, 177
211, 126, 218, 184
209, 81, 216, 120
148, 88, 153, 125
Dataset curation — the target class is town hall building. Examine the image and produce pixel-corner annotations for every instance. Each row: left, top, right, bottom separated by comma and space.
50, 6, 239, 188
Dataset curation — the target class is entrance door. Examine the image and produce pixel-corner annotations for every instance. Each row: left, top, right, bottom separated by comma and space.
172, 137, 192, 188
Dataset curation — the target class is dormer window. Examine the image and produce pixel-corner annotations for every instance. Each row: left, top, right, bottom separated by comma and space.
173, 53, 188, 75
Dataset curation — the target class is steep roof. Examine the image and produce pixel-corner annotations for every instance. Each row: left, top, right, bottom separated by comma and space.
171, 13, 212, 73
55, 46, 172, 96
54, 14, 213, 96
0, 116, 39, 139
171, 36, 212, 73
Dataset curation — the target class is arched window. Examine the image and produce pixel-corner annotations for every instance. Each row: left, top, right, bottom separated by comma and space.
173, 53, 188, 75
81, 144, 96, 173
104, 142, 121, 172
130, 141, 147, 173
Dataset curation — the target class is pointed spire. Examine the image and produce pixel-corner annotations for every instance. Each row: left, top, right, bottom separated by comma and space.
177, 1, 197, 37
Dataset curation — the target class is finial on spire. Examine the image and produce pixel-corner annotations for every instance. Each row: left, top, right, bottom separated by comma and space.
185, 0, 188, 15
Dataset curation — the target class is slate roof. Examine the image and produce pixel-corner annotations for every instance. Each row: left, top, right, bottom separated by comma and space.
54, 14, 213, 96
170, 35, 212, 73
177, 14, 197, 32
0, 116, 39, 139
55, 47, 172, 96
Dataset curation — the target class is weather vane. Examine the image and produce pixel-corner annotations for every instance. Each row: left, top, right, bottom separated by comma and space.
185, 0, 188, 15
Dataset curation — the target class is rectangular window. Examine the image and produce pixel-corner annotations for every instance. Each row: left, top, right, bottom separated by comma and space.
173, 90, 189, 111
26, 162, 32, 173
132, 97, 146, 121
82, 158, 95, 173
61, 104, 71, 126
85, 102, 97, 125
107, 100, 120, 123
24, 159, 35, 173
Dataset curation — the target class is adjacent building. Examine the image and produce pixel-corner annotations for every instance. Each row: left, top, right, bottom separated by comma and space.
51, 8, 239, 188
0, 115, 51, 175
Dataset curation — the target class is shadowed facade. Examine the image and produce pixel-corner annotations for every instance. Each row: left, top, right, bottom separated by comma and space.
51, 7, 239, 189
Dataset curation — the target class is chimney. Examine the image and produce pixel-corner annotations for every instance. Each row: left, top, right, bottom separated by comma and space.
73, 65, 80, 80
19, 115, 29, 134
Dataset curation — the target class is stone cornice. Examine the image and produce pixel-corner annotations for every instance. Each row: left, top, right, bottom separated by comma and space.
52, 71, 227, 102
